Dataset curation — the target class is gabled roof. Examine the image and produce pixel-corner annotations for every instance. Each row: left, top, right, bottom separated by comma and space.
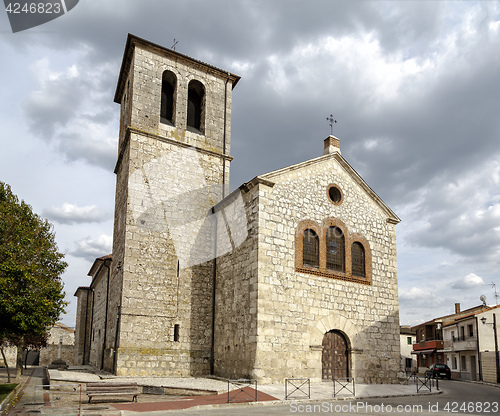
412, 304, 487, 330
255, 151, 401, 224
114, 34, 240, 104
87, 254, 112, 277
445, 304, 500, 326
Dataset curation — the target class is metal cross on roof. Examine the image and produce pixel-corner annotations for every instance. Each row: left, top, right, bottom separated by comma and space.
326, 114, 337, 135
172, 38, 179, 51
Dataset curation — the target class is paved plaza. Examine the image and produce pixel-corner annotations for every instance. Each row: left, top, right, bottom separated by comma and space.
1, 367, 440, 415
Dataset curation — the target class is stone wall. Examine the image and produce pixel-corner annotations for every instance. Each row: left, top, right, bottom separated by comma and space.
215, 152, 401, 384
111, 36, 237, 377
214, 185, 260, 379
481, 351, 498, 383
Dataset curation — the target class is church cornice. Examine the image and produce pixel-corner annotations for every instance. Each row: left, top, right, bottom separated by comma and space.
114, 33, 240, 104
114, 127, 233, 174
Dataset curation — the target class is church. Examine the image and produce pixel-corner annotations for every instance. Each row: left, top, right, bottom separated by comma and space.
74, 34, 401, 384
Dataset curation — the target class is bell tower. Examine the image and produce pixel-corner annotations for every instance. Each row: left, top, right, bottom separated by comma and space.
109, 34, 240, 376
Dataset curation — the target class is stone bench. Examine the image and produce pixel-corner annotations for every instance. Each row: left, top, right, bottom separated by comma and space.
86, 382, 139, 403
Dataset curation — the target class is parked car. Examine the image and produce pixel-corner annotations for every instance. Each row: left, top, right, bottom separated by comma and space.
425, 364, 451, 379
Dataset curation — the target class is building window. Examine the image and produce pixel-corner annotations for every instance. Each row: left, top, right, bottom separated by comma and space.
352, 242, 365, 277
468, 324, 474, 338
187, 80, 205, 133
327, 184, 343, 205
174, 324, 180, 342
160, 71, 176, 125
407, 337, 412, 345
295, 219, 372, 285
303, 229, 319, 268
326, 226, 345, 272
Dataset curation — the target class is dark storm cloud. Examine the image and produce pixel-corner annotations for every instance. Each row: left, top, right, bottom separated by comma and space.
3, 0, 500, 325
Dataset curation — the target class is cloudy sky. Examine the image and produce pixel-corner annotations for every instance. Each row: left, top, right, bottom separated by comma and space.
1, 0, 499, 327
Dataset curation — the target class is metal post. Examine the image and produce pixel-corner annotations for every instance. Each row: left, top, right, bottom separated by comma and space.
494, 313, 500, 383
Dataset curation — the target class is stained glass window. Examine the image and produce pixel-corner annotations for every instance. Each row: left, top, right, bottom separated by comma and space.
303, 229, 319, 268
326, 226, 345, 272
352, 242, 365, 277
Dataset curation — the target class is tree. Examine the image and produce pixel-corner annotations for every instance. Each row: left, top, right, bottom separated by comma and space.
0, 182, 67, 378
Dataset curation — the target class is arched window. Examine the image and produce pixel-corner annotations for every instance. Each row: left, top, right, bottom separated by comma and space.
160, 71, 176, 125
326, 226, 345, 272
303, 229, 319, 268
187, 80, 205, 133
352, 242, 365, 277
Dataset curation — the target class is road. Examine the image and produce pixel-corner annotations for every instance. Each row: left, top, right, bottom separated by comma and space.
129, 380, 500, 416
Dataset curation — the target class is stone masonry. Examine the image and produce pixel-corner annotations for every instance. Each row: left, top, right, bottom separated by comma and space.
74, 34, 402, 383
214, 140, 401, 383
109, 34, 239, 376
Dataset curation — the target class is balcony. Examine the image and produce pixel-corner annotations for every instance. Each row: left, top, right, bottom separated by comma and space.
413, 340, 444, 351
443, 338, 477, 352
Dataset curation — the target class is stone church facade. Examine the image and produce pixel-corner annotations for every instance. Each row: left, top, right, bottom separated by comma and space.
74, 34, 401, 384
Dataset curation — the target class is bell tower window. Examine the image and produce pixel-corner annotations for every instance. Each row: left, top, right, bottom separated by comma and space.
187, 80, 205, 134
161, 71, 176, 125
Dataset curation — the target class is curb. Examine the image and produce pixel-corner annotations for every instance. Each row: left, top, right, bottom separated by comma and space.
0, 369, 33, 414
119, 389, 443, 415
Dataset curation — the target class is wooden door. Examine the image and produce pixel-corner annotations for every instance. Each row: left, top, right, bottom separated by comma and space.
322, 330, 348, 380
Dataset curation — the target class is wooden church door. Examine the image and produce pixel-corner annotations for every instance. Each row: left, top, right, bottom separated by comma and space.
322, 330, 349, 380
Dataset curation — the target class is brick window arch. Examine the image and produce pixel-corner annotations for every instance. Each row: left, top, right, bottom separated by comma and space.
349, 234, 372, 284
160, 70, 176, 125
351, 242, 365, 277
326, 226, 345, 272
295, 219, 371, 285
187, 79, 205, 134
303, 229, 319, 268
295, 220, 321, 272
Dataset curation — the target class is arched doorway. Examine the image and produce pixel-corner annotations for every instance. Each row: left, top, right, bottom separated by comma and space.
322, 330, 349, 380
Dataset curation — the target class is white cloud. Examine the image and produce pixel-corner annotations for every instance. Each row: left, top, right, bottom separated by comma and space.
44, 203, 110, 224
399, 287, 428, 301
72, 235, 112, 262
452, 273, 485, 289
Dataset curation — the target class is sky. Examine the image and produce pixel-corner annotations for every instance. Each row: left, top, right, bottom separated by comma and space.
1, 0, 499, 328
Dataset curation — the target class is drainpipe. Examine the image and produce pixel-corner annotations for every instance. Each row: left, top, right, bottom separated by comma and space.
89, 288, 95, 365
82, 289, 90, 365
113, 305, 121, 374
210, 206, 219, 374
222, 73, 230, 199
101, 260, 111, 371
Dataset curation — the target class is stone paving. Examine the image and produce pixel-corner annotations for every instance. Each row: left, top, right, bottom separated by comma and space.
2, 367, 440, 415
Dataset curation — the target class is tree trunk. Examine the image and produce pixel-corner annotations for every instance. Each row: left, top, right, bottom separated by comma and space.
15, 340, 24, 378
0, 344, 11, 383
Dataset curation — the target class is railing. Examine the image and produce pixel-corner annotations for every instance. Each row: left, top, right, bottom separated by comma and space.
285, 378, 310, 400
332, 377, 355, 397
408, 373, 440, 393
227, 379, 258, 403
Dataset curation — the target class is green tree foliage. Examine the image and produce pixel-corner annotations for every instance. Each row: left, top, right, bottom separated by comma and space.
0, 182, 67, 375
